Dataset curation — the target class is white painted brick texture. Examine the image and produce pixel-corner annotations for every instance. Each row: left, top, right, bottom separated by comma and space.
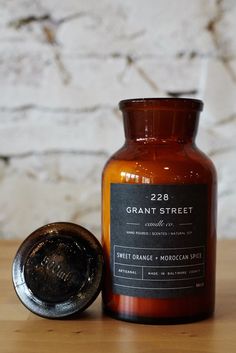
0, 0, 235, 238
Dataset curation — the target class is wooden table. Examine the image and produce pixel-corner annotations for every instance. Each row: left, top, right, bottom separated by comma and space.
0, 240, 236, 353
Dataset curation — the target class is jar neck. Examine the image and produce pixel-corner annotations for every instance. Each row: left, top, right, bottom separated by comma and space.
120, 98, 202, 145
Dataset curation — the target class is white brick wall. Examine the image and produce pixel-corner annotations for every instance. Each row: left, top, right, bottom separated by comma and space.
0, 0, 235, 238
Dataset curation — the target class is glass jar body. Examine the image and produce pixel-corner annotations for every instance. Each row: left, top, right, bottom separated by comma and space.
102, 99, 217, 324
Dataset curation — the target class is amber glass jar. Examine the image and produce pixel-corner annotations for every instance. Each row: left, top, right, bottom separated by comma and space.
102, 98, 217, 324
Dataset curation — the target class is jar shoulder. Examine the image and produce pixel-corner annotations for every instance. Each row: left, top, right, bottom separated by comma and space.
102, 144, 217, 184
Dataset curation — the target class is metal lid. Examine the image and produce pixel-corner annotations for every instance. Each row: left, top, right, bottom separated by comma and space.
12, 222, 103, 318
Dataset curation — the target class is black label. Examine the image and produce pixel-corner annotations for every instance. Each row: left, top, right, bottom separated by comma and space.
110, 184, 208, 298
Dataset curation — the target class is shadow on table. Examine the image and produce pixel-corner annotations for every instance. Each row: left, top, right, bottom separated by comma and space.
214, 279, 236, 320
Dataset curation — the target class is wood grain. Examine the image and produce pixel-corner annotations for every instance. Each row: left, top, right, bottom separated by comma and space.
0, 239, 236, 353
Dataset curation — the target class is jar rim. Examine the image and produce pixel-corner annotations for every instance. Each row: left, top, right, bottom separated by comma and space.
119, 98, 203, 112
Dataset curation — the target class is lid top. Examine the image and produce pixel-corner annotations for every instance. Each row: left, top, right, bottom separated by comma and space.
119, 97, 203, 112
12, 222, 103, 318
24, 236, 88, 303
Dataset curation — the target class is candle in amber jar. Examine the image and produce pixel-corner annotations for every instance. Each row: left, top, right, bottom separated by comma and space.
102, 98, 217, 324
